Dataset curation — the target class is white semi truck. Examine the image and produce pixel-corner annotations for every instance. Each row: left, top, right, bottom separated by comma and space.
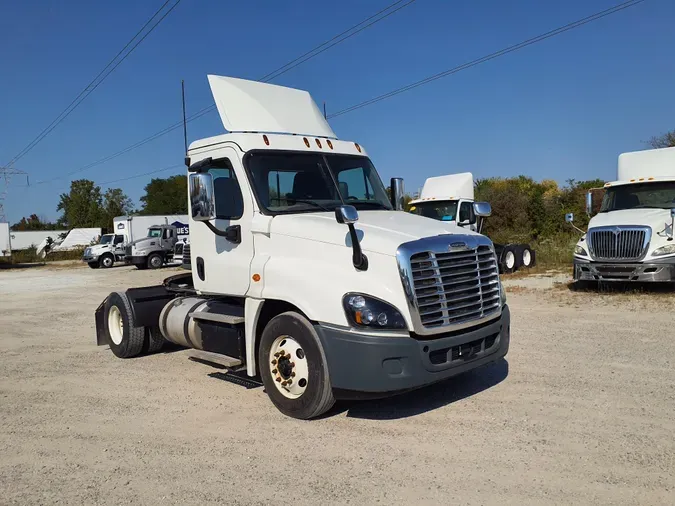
83, 215, 189, 269
569, 146, 675, 283
409, 173, 535, 273
94, 75, 511, 419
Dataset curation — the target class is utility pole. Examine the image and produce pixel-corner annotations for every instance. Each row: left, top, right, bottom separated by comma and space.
0, 166, 28, 222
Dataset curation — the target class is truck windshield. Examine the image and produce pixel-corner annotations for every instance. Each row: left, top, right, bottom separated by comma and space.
246, 152, 392, 214
600, 182, 675, 212
409, 201, 459, 221
147, 228, 161, 238
99, 235, 114, 245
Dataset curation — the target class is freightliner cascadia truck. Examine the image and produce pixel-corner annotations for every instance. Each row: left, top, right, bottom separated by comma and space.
95, 75, 511, 419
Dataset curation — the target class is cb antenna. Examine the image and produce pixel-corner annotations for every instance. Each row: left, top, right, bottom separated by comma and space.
182, 80, 189, 167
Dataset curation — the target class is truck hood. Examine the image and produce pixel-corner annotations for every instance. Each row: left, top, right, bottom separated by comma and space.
128, 237, 157, 248
589, 209, 673, 236
89, 243, 111, 252
270, 211, 482, 256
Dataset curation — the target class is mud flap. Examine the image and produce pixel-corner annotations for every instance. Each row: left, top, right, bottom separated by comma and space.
95, 297, 108, 346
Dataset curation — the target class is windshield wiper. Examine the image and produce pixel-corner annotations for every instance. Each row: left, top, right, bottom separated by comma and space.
286, 199, 334, 212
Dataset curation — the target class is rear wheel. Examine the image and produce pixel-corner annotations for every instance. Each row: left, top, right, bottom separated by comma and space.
148, 253, 163, 269
258, 311, 335, 420
519, 245, 535, 269
103, 292, 145, 358
99, 254, 114, 269
501, 246, 518, 274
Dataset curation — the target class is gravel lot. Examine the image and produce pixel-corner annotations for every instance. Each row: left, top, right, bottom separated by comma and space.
1, 263, 674, 505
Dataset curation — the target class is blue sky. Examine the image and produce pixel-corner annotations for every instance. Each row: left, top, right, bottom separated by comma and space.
1, 0, 673, 224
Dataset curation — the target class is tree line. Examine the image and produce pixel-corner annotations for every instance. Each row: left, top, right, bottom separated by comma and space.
11, 175, 187, 232
12, 128, 674, 236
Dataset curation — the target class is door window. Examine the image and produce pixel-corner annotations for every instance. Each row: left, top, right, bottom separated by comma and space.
209, 158, 244, 219
459, 202, 476, 224
114, 235, 125, 244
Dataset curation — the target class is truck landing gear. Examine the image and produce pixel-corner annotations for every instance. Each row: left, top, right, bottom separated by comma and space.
258, 311, 335, 419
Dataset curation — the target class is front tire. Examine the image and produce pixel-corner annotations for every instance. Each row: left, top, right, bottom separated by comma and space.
147, 253, 163, 269
103, 292, 145, 358
88, 262, 100, 269
99, 254, 114, 269
258, 311, 335, 420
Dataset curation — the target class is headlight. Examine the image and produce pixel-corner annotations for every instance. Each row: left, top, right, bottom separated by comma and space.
343, 294, 406, 330
574, 245, 588, 256
652, 244, 675, 256
84, 248, 90, 255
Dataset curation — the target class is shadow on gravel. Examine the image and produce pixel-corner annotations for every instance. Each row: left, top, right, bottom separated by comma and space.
330, 358, 509, 420
0, 262, 46, 270
565, 280, 675, 294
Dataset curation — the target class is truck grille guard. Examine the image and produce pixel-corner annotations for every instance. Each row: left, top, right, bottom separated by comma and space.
396, 234, 502, 336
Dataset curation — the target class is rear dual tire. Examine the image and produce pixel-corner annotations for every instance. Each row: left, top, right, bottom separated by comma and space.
103, 291, 165, 358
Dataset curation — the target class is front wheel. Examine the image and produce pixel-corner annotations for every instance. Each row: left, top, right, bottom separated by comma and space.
147, 253, 163, 269
88, 262, 100, 269
99, 254, 114, 269
258, 311, 335, 420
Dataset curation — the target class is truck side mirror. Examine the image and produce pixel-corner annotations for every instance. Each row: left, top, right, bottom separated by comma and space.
390, 177, 405, 211
189, 173, 216, 222
670, 208, 675, 241
473, 202, 491, 217
335, 205, 367, 271
585, 191, 593, 216
565, 213, 574, 223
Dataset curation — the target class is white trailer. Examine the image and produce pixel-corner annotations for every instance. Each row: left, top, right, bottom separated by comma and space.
409, 172, 536, 273
569, 146, 675, 283
8, 230, 67, 250
0, 223, 10, 257
94, 75, 511, 419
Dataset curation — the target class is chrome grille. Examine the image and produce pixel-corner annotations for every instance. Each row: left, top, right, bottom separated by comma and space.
588, 226, 650, 261
410, 245, 500, 329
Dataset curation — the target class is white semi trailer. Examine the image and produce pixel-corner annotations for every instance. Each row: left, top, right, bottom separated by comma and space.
94, 75, 511, 419
409, 173, 535, 273
0, 222, 10, 258
569, 146, 675, 283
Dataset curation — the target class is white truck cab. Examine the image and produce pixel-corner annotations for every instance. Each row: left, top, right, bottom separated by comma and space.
409, 172, 535, 273
95, 75, 510, 419
570, 146, 675, 283
83, 233, 126, 268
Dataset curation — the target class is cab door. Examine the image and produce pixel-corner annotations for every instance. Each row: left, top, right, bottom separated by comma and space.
190, 147, 255, 297
458, 199, 477, 232
113, 234, 125, 257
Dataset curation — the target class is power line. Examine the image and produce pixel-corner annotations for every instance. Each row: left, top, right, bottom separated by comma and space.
328, 0, 647, 119
5, 0, 182, 167
32, 0, 418, 186
97, 164, 184, 185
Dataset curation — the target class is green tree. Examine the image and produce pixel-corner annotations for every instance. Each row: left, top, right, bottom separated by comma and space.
57, 179, 104, 228
101, 188, 134, 232
139, 175, 187, 215
10, 214, 58, 231
649, 129, 675, 149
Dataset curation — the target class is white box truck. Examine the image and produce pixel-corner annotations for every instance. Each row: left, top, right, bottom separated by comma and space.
94, 75, 511, 419
569, 146, 675, 283
83, 215, 189, 269
409, 172, 535, 273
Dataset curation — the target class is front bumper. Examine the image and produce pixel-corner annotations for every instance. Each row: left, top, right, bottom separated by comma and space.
573, 258, 675, 282
315, 305, 510, 397
83, 254, 99, 262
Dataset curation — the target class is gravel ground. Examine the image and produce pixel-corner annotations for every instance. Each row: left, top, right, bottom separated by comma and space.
1, 263, 674, 505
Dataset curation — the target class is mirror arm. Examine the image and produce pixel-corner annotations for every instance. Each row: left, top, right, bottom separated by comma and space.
202, 221, 241, 243
347, 224, 368, 271
568, 223, 586, 235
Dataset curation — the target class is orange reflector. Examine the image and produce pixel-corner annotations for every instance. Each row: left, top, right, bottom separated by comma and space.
648, 177, 655, 180
355, 143, 362, 153
639, 177, 644, 181
327, 139, 333, 149
263, 134, 269, 145
630, 178, 636, 182
303, 137, 310, 147
355, 311, 362, 324
252, 274, 261, 282
315, 138, 322, 148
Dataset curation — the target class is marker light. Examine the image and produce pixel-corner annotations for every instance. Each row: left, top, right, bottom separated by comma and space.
326, 139, 333, 150
303, 137, 310, 147
354, 143, 362, 153
315, 139, 322, 148
262, 135, 269, 145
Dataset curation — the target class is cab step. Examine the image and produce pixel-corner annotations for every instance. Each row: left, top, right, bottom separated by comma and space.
187, 350, 262, 389
188, 349, 242, 368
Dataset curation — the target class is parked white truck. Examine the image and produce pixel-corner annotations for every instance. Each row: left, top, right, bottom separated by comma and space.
409, 172, 535, 273
0, 222, 10, 258
569, 146, 675, 283
94, 75, 510, 419
83, 215, 189, 269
